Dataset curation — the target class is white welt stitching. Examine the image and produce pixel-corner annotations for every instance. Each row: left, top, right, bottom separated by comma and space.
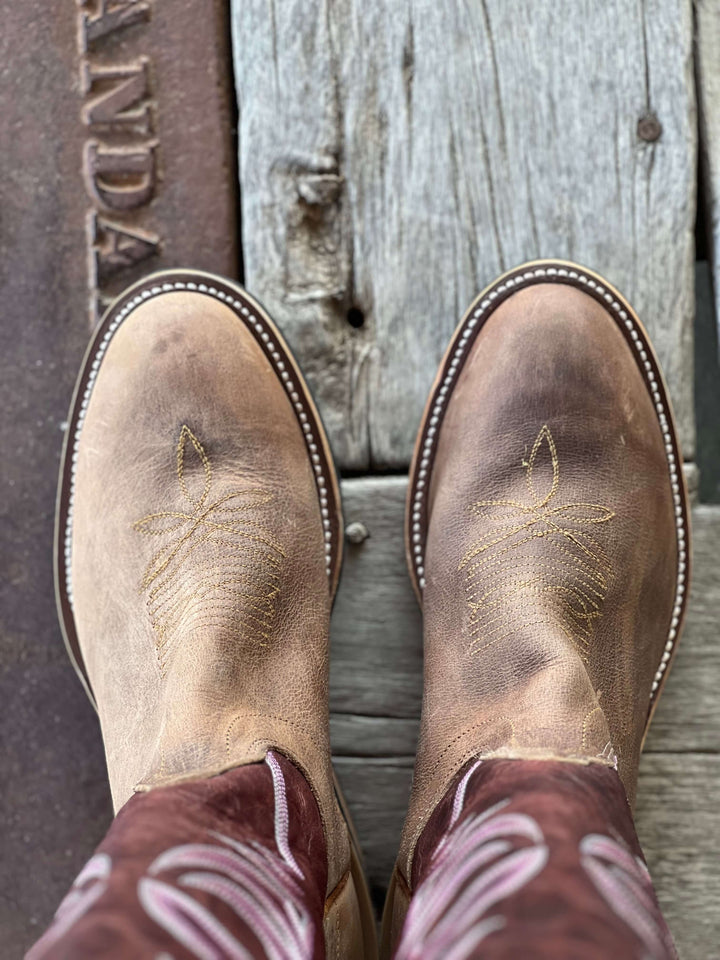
64, 280, 335, 612
410, 266, 687, 702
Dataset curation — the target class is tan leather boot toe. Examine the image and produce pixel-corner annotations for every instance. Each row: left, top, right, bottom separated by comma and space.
55, 271, 376, 959
384, 260, 690, 952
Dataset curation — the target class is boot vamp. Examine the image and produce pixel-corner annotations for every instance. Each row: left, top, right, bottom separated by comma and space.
71, 292, 331, 812
421, 283, 677, 802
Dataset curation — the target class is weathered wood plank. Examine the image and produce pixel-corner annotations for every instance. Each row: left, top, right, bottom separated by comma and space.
334, 757, 414, 906
646, 504, 720, 753
635, 754, 720, 960
331, 713, 419, 758
331, 479, 720, 754
231, 0, 357, 463
330, 477, 423, 718
234, 0, 696, 470
334, 753, 720, 958
697, 0, 720, 360
694, 260, 720, 503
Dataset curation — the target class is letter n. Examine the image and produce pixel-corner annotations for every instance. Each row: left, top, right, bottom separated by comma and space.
82, 58, 152, 134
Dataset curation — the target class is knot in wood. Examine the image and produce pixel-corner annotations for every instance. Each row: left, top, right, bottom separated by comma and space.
345, 521, 370, 545
296, 173, 343, 207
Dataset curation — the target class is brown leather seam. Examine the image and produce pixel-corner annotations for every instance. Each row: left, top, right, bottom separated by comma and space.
225, 712, 325, 757
478, 750, 617, 767
323, 867, 352, 917
402, 721, 512, 875
422, 717, 515, 779
393, 863, 411, 898
133, 753, 266, 793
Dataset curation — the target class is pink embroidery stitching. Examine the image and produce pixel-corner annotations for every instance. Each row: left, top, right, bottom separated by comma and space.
580, 833, 677, 959
396, 775, 549, 960
139, 752, 313, 960
29, 753, 313, 960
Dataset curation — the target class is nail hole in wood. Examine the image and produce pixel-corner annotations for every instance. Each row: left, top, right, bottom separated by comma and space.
637, 114, 662, 142
347, 307, 365, 329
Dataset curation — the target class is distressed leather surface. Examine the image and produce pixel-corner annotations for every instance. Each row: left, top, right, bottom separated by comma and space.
71, 290, 349, 893
324, 868, 367, 960
398, 283, 678, 879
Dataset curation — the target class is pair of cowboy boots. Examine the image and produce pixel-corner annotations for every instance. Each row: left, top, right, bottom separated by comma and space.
55, 260, 689, 958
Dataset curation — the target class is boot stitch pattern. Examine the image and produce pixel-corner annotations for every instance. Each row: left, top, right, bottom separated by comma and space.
133, 425, 286, 676
460, 425, 615, 664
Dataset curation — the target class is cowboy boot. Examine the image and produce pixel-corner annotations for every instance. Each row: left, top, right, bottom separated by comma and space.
56, 271, 376, 959
383, 260, 690, 952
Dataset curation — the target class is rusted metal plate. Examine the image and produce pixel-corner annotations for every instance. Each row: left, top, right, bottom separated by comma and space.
0, 1, 237, 952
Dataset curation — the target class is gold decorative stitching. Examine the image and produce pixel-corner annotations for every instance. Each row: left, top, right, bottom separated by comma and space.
133, 426, 286, 676
224, 712, 325, 759
405, 715, 517, 865
460, 425, 615, 663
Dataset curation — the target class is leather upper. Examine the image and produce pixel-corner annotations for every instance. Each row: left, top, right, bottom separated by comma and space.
70, 290, 349, 893
398, 282, 678, 879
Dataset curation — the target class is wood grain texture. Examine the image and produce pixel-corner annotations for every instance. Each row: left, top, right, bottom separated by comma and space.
645, 504, 720, 753
697, 0, 720, 354
330, 477, 423, 718
636, 754, 720, 960
233, 0, 697, 469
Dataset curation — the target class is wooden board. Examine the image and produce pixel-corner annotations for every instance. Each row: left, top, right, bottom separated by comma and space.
233, 0, 697, 470
635, 754, 720, 960
697, 0, 720, 362
330, 479, 720, 957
